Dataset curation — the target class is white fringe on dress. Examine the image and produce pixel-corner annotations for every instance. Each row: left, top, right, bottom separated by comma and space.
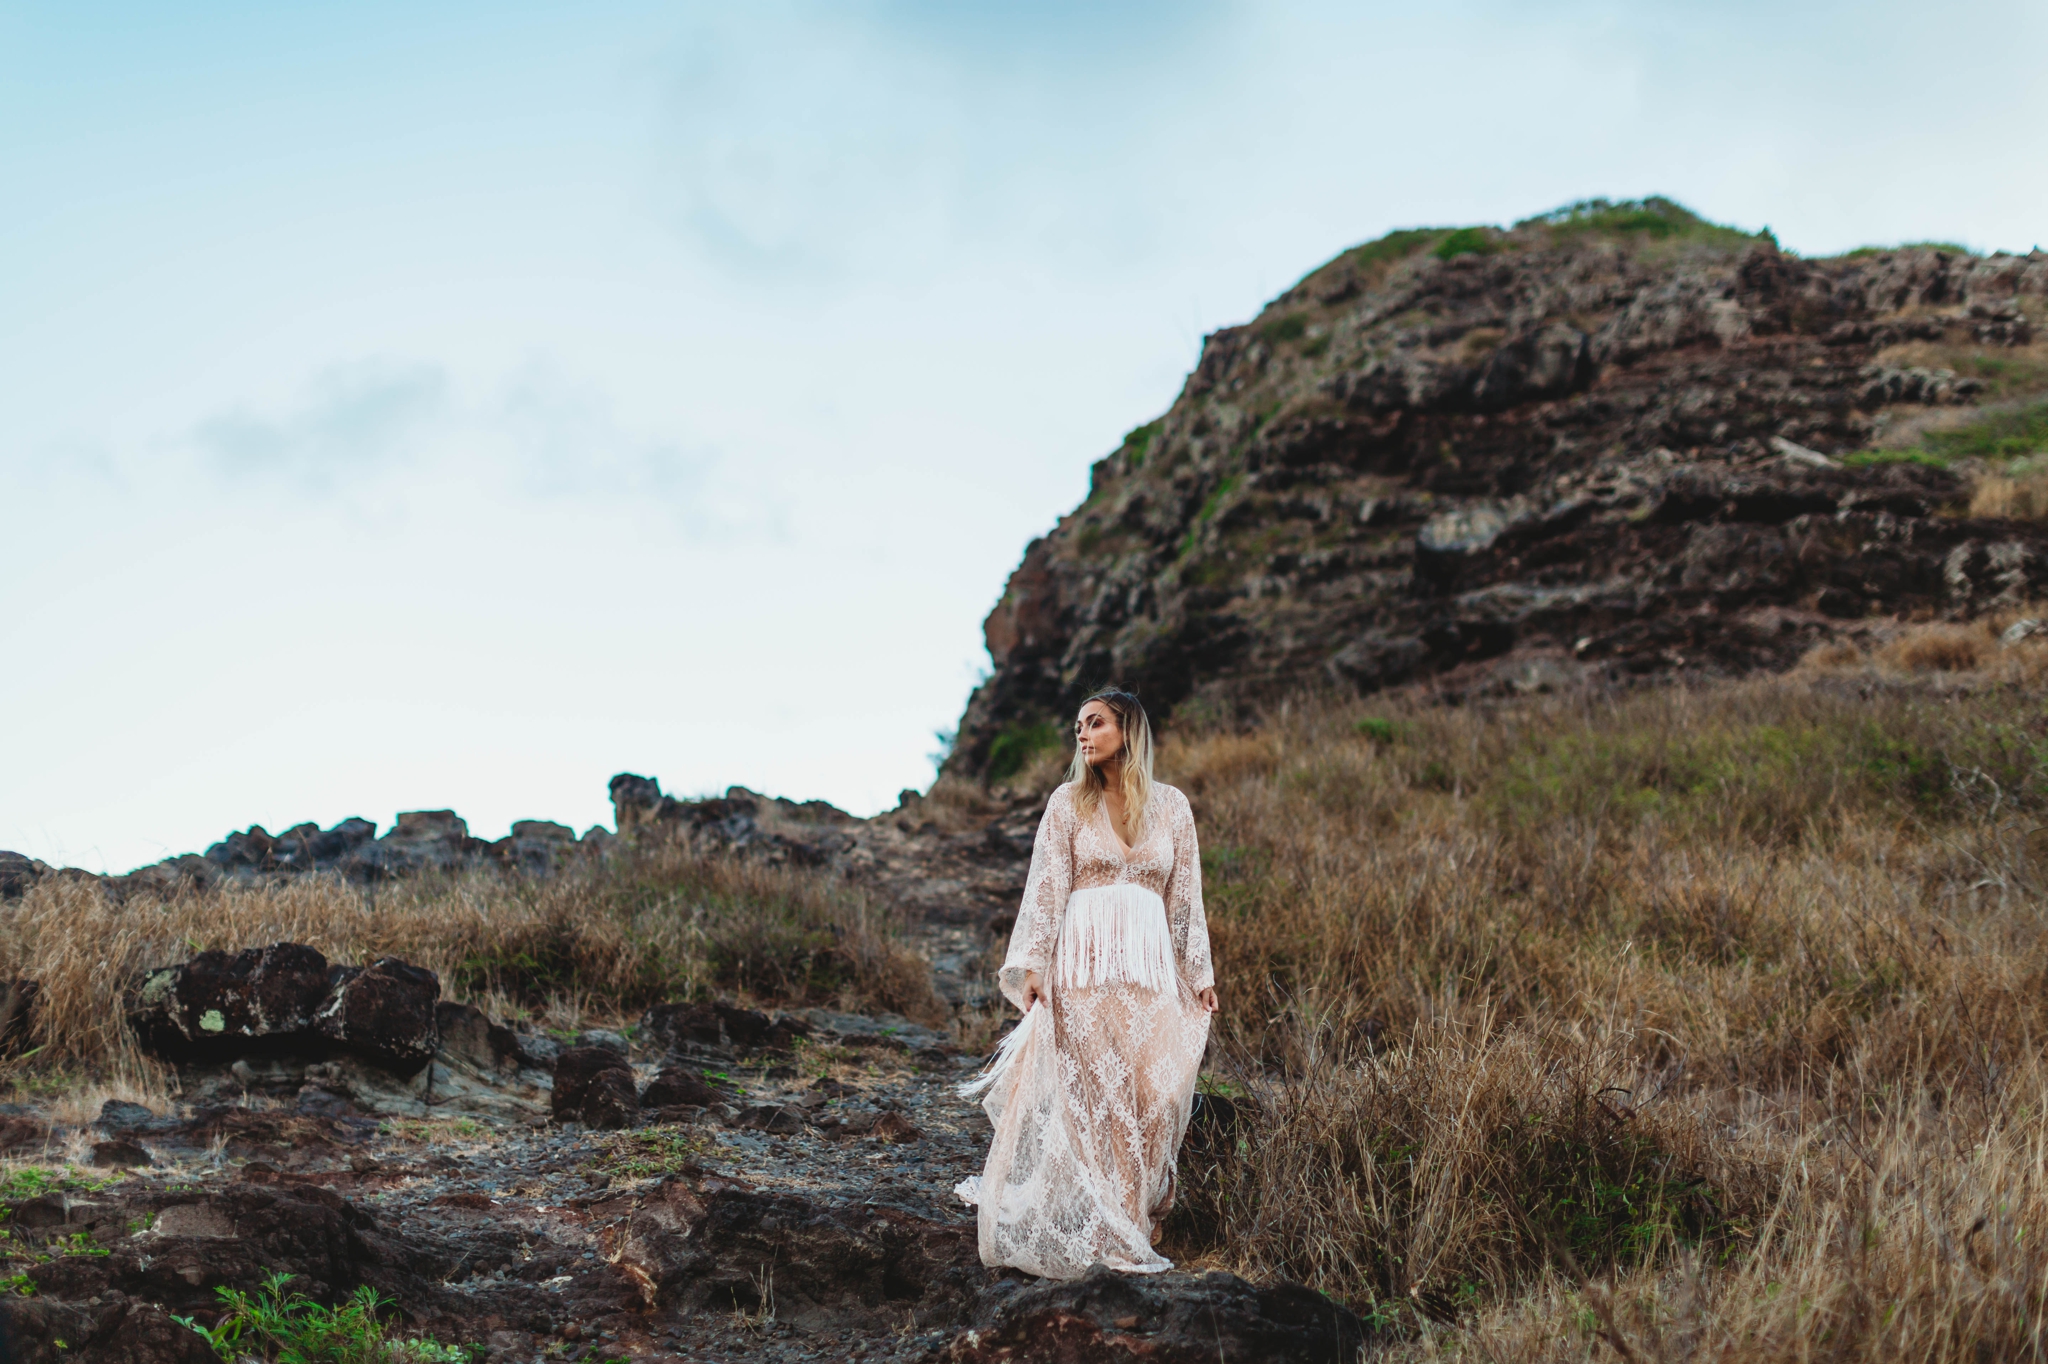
955, 1002, 1041, 1101
1053, 884, 1174, 994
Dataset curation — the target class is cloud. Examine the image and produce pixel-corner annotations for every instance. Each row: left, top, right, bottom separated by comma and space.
497, 364, 760, 528
194, 360, 447, 487
652, 2, 1239, 282
183, 354, 783, 537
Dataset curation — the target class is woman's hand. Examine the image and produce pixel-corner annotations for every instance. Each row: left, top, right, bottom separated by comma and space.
1022, 971, 1045, 1010
1196, 986, 1219, 1013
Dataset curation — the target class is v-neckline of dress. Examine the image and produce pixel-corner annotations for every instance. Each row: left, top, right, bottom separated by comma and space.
1098, 800, 1138, 862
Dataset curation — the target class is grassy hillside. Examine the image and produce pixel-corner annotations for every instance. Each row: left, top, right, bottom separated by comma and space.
6, 611, 2046, 1359
1142, 618, 2048, 1358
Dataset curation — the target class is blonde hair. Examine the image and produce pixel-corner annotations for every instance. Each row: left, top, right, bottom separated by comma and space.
1066, 688, 1156, 836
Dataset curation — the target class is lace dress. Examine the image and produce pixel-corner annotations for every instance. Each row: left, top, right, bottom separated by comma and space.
955, 781, 1214, 1277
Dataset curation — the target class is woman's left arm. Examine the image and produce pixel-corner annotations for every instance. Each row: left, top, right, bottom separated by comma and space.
1164, 790, 1217, 1012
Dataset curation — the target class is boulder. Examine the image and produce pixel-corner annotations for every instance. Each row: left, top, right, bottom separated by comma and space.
639, 1065, 720, 1109
431, 1001, 530, 1076
127, 943, 333, 1062
572, 1028, 630, 1055
640, 1000, 807, 1052
351, 810, 483, 878
640, 1001, 723, 1048
609, 775, 859, 867
312, 958, 441, 1076
551, 1046, 638, 1129
730, 1104, 805, 1135
95, 1100, 180, 1136
609, 1179, 980, 1327
128, 946, 440, 1076
942, 1264, 1368, 1363
89, 1139, 152, 1168
491, 819, 580, 875
0, 850, 47, 899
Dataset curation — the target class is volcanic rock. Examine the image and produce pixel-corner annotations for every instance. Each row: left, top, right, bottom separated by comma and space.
638, 1064, 720, 1109
126, 946, 441, 1077
432, 1001, 536, 1075
127, 942, 334, 1063
310, 957, 441, 1076
944, 209, 2048, 772
640, 1000, 805, 1052
942, 1264, 1369, 1364
551, 1045, 639, 1129
609, 1179, 980, 1328
88, 1139, 153, 1168
0, 850, 48, 899
610, 776, 859, 866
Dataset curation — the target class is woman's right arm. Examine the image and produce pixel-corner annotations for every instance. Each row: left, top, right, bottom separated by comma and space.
998, 787, 1074, 1013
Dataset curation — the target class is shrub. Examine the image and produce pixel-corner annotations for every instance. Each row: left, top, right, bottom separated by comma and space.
985, 720, 1063, 784
1434, 227, 1498, 260
176, 1270, 473, 1362
1354, 716, 1399, 745
1258, 314, 1308, 344
1516, 196, 1756, 249
1349, 228, 1445, 271
1120, 419, 1163, 468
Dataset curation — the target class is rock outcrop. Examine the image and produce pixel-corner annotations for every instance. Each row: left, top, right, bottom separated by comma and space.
943, 1264, 1368, 1363
0, 812, 616, 904
946, 201, 2048, 774
550, 1045, 641, 1129
128, 943, 440, 1074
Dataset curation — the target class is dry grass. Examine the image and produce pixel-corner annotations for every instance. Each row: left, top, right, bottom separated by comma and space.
1797, 605, 2048, 681
1144, 674, 2048, 1358
11, 640, 2048, 1358
1972, 464, 2048, 521
0, 843, 938, 1087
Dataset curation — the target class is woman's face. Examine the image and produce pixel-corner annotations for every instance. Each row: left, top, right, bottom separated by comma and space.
1074, 701, 1124, 769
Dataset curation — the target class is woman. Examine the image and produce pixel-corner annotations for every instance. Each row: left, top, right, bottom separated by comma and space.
956, 688, 1218, 1277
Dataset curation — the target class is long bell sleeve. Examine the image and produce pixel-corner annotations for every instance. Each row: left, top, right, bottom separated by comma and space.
998, 785, 1076, 1012
1163, 789, 1213, 994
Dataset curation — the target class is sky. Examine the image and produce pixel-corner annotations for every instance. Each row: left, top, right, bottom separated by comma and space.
3, 0, 2044, 874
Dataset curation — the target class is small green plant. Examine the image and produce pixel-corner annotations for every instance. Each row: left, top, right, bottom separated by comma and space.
1843, 241, 1974, 258
1840, 448, 1952, 469
1348, 228, 1444, 270
175, 1270, 476, 1363
1177, 474, 1244, 558
585, 1128, 708, 1180
1121, 419, 1163, 468
58, 1232, 107, 1258
1259, 314, 1308, 344
2, 1167, 53, 1200
1434, 227, 1498, 260
1516, 196, 1758, 250
1921, 401, 2048, 463
0, 1272, 33, 1297
1355, 717, 1400, 745
986, 721, 1063, 783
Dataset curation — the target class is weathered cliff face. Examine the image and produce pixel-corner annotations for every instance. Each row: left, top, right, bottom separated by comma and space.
948, 201, 2048, 775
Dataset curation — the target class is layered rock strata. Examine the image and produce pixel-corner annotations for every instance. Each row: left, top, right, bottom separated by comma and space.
947, 205, 2048, 773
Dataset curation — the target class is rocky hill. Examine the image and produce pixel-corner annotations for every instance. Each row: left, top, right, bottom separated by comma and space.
946, 199, 2048, 778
